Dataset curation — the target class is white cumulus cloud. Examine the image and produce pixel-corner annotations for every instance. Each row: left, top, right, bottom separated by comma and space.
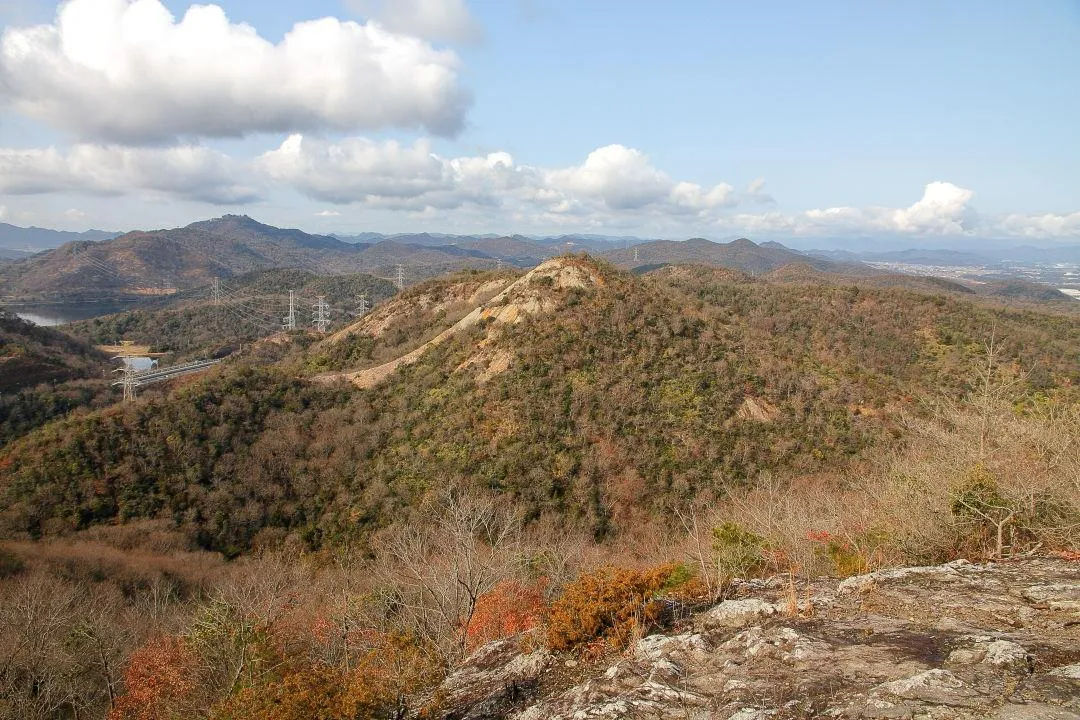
349, 0, 481, 44
890, 181, 976, 234
258, 134, 526, 210
791, 182, 979, 236
995, 211, 1080, 239
0, 143, 260, 203
744, 177, 774, 204
0, 0, 470, 143
258, 136, 740, 224
258, 134, 530, 211
547, 145, 672, 210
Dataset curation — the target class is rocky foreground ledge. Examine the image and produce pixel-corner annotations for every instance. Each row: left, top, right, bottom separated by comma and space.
434, 558, 1080, 720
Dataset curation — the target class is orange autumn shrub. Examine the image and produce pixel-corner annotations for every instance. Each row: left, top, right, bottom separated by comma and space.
342, 633, 441, 716
465, 579, 546, 652
545, 563, 690, 652
210, 662, 347, 720
109, 635, 200, 720
209, 632, 440, 720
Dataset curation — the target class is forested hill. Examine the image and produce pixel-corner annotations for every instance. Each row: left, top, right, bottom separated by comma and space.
1, 257, 1076, 554
0, 215, 367, 301
0, 215, 534, 302
61, 268, 399, 361
603, 237, 848, 274
0, 311, 113, 446
0, 311, 108, 393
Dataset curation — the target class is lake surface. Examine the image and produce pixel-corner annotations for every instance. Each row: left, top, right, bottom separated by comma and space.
4, 301, 136, 326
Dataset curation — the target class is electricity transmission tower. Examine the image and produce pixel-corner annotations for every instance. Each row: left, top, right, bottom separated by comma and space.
395, 264, 405, 291
356, 293, 369, 317
283, 290, 296, 330
313, 295, 330, 333
211, 277, 221, 305
113, 361, 137, 403
633, 247, 639, 263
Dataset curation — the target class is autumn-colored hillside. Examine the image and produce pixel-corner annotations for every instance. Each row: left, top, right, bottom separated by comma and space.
1, 257, 1077, 720
2, 257, 1076, 553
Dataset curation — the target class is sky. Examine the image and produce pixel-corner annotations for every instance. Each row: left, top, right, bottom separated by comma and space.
0, 0, 1077, 247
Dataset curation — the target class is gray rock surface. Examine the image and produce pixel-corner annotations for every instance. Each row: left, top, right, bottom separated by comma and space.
429, 558, 1080, 719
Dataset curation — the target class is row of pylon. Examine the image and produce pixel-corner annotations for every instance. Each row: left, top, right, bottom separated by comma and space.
282, 290, 370, 333
210, 263, 407, 334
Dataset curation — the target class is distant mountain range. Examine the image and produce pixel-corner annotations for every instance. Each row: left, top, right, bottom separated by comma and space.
0, 223, 119, 254
1, 215, 1075, 303
0, 216, 854, 301
603, 237, 856, 274
333, 231, 650, 252
810, 245, 1080, 266
0, 216, 549, 301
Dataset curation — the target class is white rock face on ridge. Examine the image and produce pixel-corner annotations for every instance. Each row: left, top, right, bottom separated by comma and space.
319, 258, 604, 389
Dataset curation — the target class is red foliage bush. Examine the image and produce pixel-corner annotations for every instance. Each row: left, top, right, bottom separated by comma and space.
464, 579, 546, 652
109, 635, 198, 720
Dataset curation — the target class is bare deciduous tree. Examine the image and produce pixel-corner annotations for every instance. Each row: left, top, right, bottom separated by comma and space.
374, 487, 523, 663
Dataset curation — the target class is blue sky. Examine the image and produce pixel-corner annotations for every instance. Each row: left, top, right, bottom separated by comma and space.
0, 0, 1077, 245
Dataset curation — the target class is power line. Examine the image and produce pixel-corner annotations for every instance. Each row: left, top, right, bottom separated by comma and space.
214, 285, 285, 332
224, 301, 283, 331
73, 247, 125, 280
216, 284, 283, 321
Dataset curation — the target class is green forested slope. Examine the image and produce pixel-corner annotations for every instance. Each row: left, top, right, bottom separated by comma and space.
62, 268, 398, 360
0, 311, 113, 445
1, 259, 1076, 553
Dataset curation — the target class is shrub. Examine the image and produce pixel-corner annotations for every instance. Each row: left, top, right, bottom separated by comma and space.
807, 528, 889, 577
109, 635, 200, 720
208, 633, 439, 720
210, 662, 346, 720
0, 547, 24, 578
951, 465, 1021, 557
545, 563, 689, 652
464, 579, 546, 652
951, 463, 1079, 558
712, 522, 768, 584
951, 465, 1013, 524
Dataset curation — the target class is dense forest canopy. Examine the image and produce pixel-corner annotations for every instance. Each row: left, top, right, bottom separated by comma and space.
2, 258, 1076, 553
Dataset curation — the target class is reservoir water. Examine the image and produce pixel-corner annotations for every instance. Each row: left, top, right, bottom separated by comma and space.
123, 357, 156, 370
3, 301, 135, 326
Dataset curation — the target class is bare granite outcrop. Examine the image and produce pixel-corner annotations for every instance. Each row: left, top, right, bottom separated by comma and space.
431, 557, 1080, 719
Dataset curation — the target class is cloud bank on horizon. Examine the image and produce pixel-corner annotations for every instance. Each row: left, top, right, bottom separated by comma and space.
0, 0, 1076, 242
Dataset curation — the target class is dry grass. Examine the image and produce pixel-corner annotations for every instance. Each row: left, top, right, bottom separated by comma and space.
691, 396, 1080, 583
